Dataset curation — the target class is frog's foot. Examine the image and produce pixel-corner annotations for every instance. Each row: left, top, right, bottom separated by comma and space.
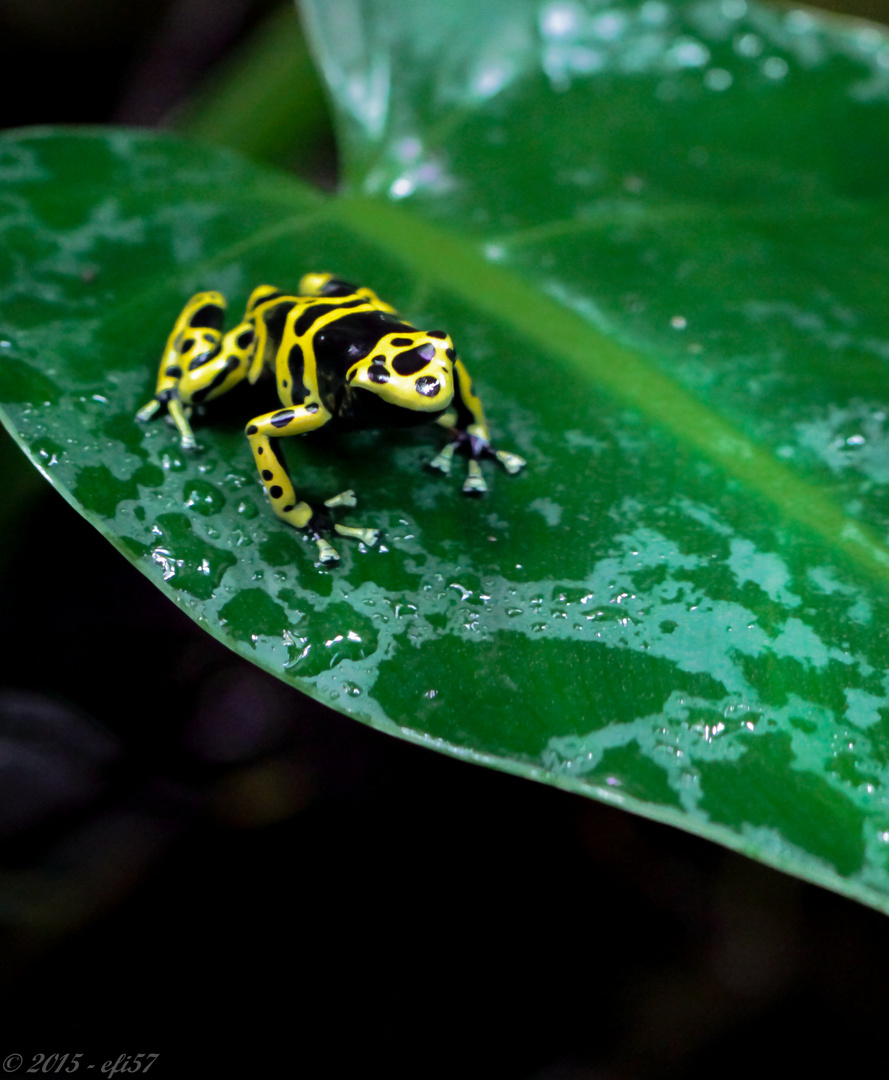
304, 493, 379, 564
428, 442, 457, 476
136, 394, 199, 451
324, 489, 358, 509
136, 399, 161, 423
429, 432, 526, 495
493, 448, 526, 475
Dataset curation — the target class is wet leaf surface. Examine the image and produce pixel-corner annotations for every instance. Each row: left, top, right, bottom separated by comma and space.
4, 0, 889, 911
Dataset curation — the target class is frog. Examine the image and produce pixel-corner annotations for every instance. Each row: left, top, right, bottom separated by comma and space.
136, 272, 525, 563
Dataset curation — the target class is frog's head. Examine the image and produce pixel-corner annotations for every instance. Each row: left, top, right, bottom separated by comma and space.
346, 330, 456, 414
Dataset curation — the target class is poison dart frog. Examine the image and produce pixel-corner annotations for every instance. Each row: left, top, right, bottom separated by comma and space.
136, 273, 525, 563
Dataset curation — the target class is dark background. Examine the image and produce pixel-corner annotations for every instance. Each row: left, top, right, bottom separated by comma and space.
2, 1, 889, 1075
0, 0, 281, 129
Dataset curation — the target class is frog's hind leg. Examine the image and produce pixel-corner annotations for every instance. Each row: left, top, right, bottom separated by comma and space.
174, 319, 256, 422
139, 314, 256, 453
245, 405, 379, 564
137, 292, 226, 416
137, 291, 228, 449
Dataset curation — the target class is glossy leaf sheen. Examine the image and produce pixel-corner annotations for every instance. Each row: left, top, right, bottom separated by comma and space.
3, 0, 889, 911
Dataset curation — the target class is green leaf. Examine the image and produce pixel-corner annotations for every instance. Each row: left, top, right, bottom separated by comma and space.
4, 0, 889, 913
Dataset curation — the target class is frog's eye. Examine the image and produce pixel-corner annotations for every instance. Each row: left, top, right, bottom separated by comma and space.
190, 304, 225, 331
368, 358, 390, 383
415, 376, 441, 397
319, 277, 358, 297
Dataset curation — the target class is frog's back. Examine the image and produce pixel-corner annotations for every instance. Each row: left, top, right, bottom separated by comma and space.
280, 290, 417, 412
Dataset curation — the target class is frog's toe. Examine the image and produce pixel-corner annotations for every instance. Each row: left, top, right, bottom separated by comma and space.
314, 536, 340, 564
495, 448, 526, 474
462, 459, 488, 496
428, 443, 455, 475
136, 400, 161, 423
324, 489, 358, 509
335, 523, 379, 546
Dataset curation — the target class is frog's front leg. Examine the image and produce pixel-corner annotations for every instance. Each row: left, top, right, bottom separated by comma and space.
246, 405, 379, 564
429, 359, 525, 494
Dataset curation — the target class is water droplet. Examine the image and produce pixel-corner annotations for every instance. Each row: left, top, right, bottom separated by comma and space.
670, 38, 710, 68
762, 56, 789, 80
734, 32, 763, 57
540, 1, 581, 38
785, 9, 815, 34
704, 68, 732, 91
390, 177, 414, 199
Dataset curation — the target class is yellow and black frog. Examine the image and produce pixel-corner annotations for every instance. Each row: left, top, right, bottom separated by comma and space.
137, 273, 525, 562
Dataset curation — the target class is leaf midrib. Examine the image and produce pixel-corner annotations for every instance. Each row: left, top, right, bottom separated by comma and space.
488, 198, 889, 250
329, 193, 889, 589
36, 138, 888, 592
